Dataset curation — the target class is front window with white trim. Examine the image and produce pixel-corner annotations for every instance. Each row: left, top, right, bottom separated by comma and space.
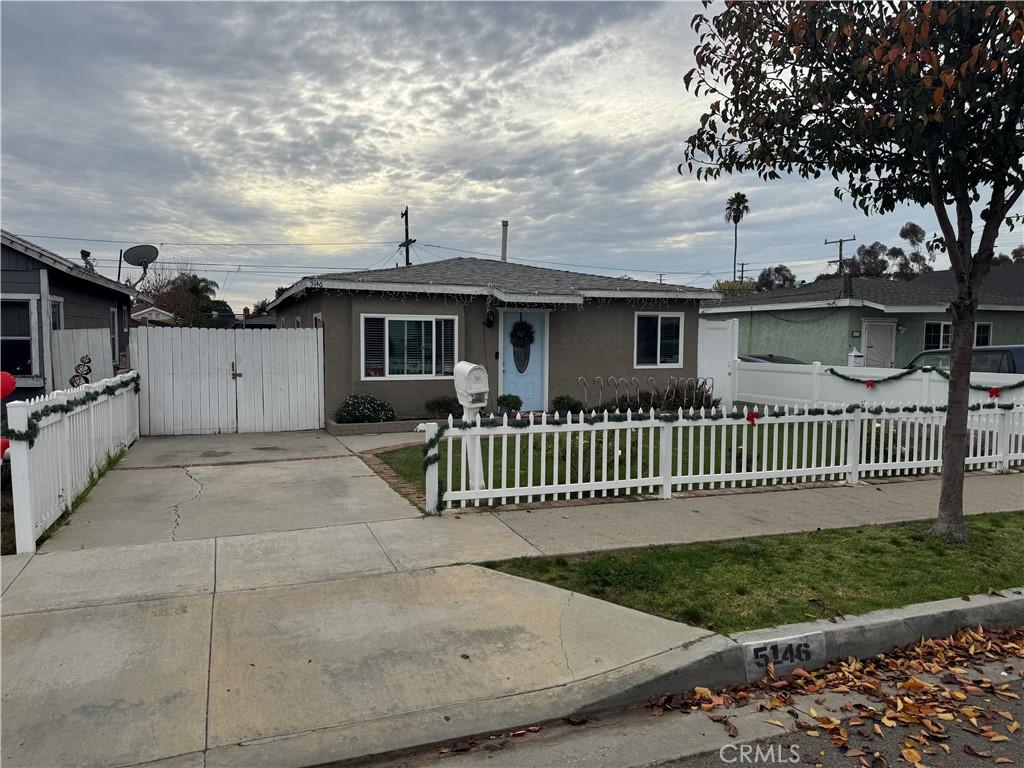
1, 299, 36, 376
923, 321, 993, 350
634, 312, 683, 367
362, 314, 457, 379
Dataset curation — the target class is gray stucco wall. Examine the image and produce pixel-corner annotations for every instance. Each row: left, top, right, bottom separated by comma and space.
277, 291, 701, 420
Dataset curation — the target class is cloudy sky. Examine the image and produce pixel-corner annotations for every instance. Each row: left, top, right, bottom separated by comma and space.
3, 2, 1018, 311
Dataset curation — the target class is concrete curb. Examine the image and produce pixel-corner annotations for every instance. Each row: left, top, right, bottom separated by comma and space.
211, 588, 1022, 767
730, 588, 1024, 682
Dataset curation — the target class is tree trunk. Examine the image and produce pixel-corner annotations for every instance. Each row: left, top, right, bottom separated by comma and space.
733, 221, 738, 281
932, 291, 975, 543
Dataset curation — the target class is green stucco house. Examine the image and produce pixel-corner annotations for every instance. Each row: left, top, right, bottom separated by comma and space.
701, 264, 1024, 368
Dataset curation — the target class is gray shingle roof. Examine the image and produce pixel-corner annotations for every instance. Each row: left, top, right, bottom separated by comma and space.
715, 267, 1023, 309
310, 256, 713, 297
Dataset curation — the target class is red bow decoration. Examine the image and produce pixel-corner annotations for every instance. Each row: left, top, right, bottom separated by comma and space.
0, 437, 9, 460
988, 387, 1002, 399
864, 380, 876, 389
745, 411, 760, 427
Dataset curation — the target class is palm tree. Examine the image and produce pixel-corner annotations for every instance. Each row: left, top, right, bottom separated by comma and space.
724, 192, 750, 281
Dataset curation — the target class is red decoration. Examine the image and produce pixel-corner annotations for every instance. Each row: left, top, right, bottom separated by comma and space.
745, 411, 760, 427
0, 371, 15, 399
988, 387, 1002, 399
0, 438, 8, 460
865, 380, 876, 389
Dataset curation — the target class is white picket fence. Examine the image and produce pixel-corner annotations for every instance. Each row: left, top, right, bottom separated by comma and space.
733, 360, 1022, 408
5, 372, 140, 553
421, 403, 1024, 511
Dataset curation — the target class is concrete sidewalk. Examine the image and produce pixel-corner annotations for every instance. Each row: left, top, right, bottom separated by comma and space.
2, 437, 1019, 768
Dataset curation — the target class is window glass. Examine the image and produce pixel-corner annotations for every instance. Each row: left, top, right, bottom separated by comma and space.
51, 301, 63, 330
434, 318, 455, 376
364, 317, 385, 377
636, 315, 658, 365
659, 316, 681, 365
972, 351, 1010, 373
387, 319, 433, 376
1, 300, 31, 336
1, 300, 33, 375
0, 340, 33, 375
914, 352, 949, 370
974, 323, 992, 347
923, 322, 947, 350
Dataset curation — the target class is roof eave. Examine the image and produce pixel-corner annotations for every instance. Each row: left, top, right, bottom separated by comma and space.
267, 278, 711, 309
2, 231, 139, 299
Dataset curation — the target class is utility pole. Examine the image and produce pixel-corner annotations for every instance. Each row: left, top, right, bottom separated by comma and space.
400, 206, 416, 267
738, 262, 750, 281
825, 235, 856, 275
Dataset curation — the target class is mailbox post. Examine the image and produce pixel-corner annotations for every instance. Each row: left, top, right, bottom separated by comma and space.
453, 361, 489, 492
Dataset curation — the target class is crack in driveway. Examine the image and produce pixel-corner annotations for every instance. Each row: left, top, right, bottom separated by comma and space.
171, 468, 206, 540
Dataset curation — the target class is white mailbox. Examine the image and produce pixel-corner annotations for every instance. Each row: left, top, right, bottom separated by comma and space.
454, 361, 489, 412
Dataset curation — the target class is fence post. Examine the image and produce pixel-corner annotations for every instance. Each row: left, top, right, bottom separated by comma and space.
846, 409, 862, 485
424, 422, 439, 514
659, 422, 673, 499
995, 406, 1010, 473
7, 400, 38, 554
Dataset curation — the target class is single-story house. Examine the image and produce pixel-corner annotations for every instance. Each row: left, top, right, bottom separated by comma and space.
2, 230, 137, 395
130, 302, 176, 327
701, 265, 1024, 368
268, 257, 716, 419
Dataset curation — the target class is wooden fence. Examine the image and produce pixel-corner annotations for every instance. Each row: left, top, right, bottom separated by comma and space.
421, 402, 1024, 511
6, 372, 140, 553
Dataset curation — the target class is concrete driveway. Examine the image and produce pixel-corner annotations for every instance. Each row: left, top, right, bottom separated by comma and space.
39, 431, 422, 551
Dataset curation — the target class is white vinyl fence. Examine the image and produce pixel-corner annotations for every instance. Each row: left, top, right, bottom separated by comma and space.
5, 372, 140, 553
421, 403, 1024, 511
131, 326, 324, 435
733, 360, 1021, 408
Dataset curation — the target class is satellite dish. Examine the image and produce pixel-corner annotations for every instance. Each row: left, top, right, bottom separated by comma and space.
123, 244, 159, 288
123, 244, 159, 268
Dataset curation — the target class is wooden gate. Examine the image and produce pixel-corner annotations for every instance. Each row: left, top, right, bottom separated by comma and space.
130, 326, 324, 435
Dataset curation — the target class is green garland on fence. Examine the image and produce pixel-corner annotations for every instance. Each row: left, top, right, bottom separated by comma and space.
1, 373, 140, 449
930, 366, 1024, 393
826, 365, 1024, 396
421, 422, 450, 513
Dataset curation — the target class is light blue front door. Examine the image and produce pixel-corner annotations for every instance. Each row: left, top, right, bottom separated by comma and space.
501, 310, 546, 411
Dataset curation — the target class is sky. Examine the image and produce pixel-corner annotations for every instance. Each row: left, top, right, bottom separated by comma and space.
3, 1, 1020, 312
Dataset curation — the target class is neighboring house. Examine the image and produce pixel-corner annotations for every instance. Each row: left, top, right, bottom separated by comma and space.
235, 308, 276, 329
702, 265, 1024, 368
269, 257, 715, 419
130, 303, 176, 327
2, 230, 136, 395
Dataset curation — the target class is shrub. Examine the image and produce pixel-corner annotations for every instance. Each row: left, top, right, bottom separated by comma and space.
334, 394, 397, 424
597, 381, 719, 413
424, 395, 461, 419
496, 393, 523, 413
551, 394, 584, 414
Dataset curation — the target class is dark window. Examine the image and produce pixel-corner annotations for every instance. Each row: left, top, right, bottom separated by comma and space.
923, 322, 948, 350
975, 323, 992, 347
636, 315, 658, 365
51, 301, 63, 330
1, 300, 33, 376
434, 318, 455, 376
363, 317, 385, 377
636, 313, 683, 366
659, 316, 680, 365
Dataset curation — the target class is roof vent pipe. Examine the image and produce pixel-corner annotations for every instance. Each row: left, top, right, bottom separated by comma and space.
501, 220, 509, 262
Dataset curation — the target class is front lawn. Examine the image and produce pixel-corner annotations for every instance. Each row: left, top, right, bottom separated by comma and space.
487, 511, 1024, 634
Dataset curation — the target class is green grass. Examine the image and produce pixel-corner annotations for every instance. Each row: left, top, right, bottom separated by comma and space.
486, 511, 1024, 634
378, 419, 874, 507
